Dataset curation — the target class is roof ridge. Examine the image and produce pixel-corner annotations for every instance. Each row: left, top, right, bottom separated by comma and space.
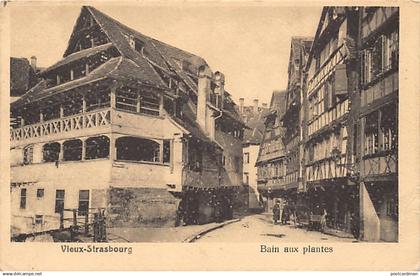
86, 6, 200, 60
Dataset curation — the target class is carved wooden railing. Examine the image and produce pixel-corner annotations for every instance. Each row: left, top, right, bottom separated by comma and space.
10, 108, 111, 142
308, 99, 349, 137
305, 156, 347, 182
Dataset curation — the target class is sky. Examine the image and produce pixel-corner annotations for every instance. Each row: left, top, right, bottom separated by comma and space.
10, 4, 322, 106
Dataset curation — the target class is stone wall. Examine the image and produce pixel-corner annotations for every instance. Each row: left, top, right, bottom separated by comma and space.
108, 187, 181, 227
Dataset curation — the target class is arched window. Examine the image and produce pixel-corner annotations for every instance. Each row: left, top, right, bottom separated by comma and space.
63, 139, 82, 161
43, 142, 60, 162
23, 145, 34, 165
116, 136, 160, 162
85, 136, 110, 160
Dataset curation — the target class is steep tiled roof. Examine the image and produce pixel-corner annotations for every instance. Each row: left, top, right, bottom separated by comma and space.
41, 43, 115, 74
242, 108, 269, 145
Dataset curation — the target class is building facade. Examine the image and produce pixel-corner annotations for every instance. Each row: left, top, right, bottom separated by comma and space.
10, 6, 245, 236
357, 7, 399, 242
281, 37, 313, 211
238, 99, 269, 211
303, 7, 359, 236
256, 7, 398, 242
255, 90, 287, 211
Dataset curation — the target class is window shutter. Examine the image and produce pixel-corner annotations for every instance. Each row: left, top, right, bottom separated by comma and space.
334, 63, 347, 96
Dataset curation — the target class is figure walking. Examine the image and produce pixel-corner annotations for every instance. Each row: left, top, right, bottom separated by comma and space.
272, 200, 280, 225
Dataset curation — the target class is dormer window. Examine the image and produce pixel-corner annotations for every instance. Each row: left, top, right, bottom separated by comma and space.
129, 35, 135, 49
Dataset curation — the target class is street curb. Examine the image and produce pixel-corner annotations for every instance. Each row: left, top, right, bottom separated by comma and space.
183, 218, 241, 243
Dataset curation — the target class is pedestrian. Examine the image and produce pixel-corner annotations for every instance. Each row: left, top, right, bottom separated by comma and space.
281, 204, 290, 225
320, 209, 328, 232
272, 201, 280, 225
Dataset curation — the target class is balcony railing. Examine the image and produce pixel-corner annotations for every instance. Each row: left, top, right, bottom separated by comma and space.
10, 108, 111, 142
307, 99, 349, 137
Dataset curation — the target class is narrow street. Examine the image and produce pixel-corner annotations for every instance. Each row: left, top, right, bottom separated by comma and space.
194, 213, 357, 243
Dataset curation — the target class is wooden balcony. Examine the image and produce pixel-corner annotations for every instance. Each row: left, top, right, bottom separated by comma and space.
361, 151, 397, 180
305, 156, 347, 183
307, 99, 349, 137
10, 108, 111, 146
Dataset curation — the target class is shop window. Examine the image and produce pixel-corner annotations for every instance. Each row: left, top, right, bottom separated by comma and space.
78, 190, 90, 216
63, 139, 83, 161
43, 142, 61, 163
85, 136, 109, 160
20, 188, 27, 209
37, 188, 44, 199
116, 136, 161, 163
55, 190, 65, 213
23, 145, 33, 165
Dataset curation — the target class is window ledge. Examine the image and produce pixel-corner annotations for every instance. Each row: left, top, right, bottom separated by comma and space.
113, 160, 170, 167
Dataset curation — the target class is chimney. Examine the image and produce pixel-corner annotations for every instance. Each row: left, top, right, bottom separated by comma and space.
214, 71, 225, 109
239, 98, 244, 113
30, 56, 37, 70
197, 65, 212, 134
253, 99, 259, 113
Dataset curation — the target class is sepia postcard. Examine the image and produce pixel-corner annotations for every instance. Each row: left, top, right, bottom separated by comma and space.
0, 0, 419, 271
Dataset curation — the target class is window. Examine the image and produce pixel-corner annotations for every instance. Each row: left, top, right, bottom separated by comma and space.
55, 190, 65, 213
85, 136, 110, 160
243, 172, 249, 185
188, 141, 203, 172
244, 153, 250, 164
78, 190, 90, 216
140, 93, 160, 116
163, 140, 171, 163
20, 188, 27, 209
35, 215, 43, 225
380, 104, 397, 151
234, 156, 241, 173
43, 142, 61, 163
37, 188, 44, 199
23, 145, 33, 165
386, 196, 398, 218
116, 87, 161, 116
85, 89, 110, 112
364, 111, 379, 155
63, 139, 83, 161
361, 30, 399, 85
116, 136, 161, 163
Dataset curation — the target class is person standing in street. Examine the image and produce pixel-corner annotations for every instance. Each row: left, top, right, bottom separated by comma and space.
272, 200, 280, 225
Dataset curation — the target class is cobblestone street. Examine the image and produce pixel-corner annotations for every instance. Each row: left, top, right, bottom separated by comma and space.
194, 213, 358, 243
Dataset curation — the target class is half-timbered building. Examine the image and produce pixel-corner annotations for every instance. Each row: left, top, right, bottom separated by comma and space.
357, 7, 399, 242
10, 6, 245, 235
303, 7, 360, 235
280, 37, 313, 209
255, 90, 287, 211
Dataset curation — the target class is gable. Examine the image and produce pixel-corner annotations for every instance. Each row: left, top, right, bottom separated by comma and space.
64, 7, 112, 57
